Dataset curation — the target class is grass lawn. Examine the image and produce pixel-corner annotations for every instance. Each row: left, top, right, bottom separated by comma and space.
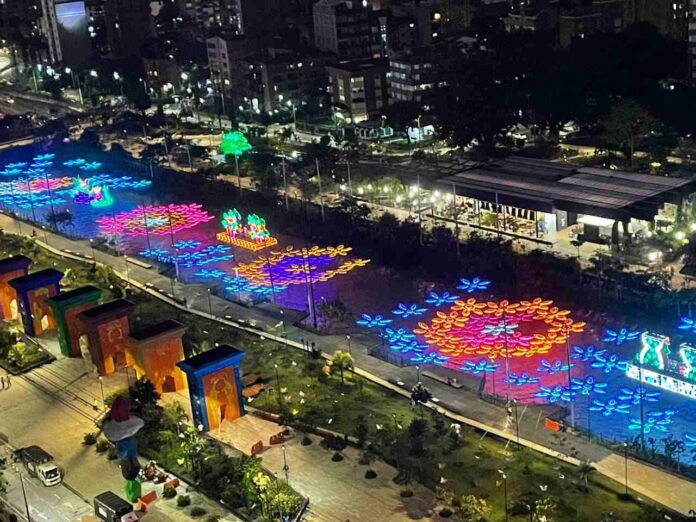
2, 232, 684, 522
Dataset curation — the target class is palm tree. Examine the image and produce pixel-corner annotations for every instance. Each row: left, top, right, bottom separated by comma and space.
577, 462, 596, 492
331, 350, 353, 386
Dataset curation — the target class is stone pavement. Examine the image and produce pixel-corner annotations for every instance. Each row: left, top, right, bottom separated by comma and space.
1, 212, 695, 516
211, 414, 442, 522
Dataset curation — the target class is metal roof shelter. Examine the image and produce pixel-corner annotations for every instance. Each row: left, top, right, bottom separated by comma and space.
435, 157, 695, 222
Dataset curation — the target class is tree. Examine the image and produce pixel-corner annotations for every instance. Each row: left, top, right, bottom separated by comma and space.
382, 101, 421, 132
434, 54, 518, 158
534, 496, 557, 522
455, 494, 489, 521
410, 382, 432, 413
330, 350, 353, 386
601, 100, 661, 169
355, 415, 369, 448
577, 462, 596, 492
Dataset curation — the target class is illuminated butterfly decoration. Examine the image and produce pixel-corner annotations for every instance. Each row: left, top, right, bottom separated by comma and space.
80, 161, 102, 171
31, 160, 52, 169
6, 162, 28, 169
677, 317, 696, 334
591, 353, 629, 374
505, 372, 540, 386
570, 376, 607, 396
63, 158, 86, 167
425, 291, 459, 307
570, 344, 607, 362
456, 277, 491, 294
173, 239, 202, 250
535, 385, 575, 404
411, 352, 449, 365
34, 153, 55, 161
616, 387, 660, 405
589, 399, 630, 417
392, 302, 428, 318
356, 314, 392, 328
139, 248, 170, 259
602, 327, 641, 346
0, 168, 23, 176
537, 359, 573, 376
460, 359, 500, 375
382, 327, 416, 344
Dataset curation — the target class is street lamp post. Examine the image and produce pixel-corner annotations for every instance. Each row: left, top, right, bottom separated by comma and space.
280, 309, 287, 345
281, 156, 289, 211
281, 444, 289, 484
623, 442, 629, 496
89, 238, 95, 262
20, 471, 31, 522
98, 376, 105, 407
513, 399, 520, 446
274, 364, 282, 410
207, 288, 213, 317
498, 470, 509, 522
346, 335, 351, 356
416, 365, 420, 383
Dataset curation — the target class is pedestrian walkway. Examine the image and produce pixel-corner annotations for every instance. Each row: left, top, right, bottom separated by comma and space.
1, 212, 694, 516
211, 414, 441, 522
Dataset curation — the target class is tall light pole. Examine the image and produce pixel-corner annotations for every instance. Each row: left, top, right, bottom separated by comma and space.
623, 442, 629, 496
315, 158, 325, 223
20, 472, 31, 522
498, 470, 508, 522
281, 156, 289, 211
98, 376, 105, 407
346, 335, 352, 356
281, 445, 289, 484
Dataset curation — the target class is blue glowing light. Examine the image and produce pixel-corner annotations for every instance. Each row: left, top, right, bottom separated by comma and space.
589, 399, 630, 417
195, 268, 227, 279
424, 291, 460, 307
410, 352, 449, 365
456, 277, 491, 294
389, 339, 428, 353
139, 244, 233, 268
535, 385, 575, 404
505, 372, 540, 386
0, 168, 23, 176
460, 359, 500, 375
5, 162, 27, 169
591, 353, 630, 374
392, 302, 428, 318
571, 376, 607, 396
383, 327, 416, 344
31, 161, 52, 169
173, 239, 202, 250
570, 344, 607, 362
356, 314, 392, 328
80, 161, 102, 171
63, 158, 86, 167
678, 317, 696, 334
628, 409, 677, 434
603, 327, 641, 346
685, 434, 696, 448
537, 359, 574, 375
617, 387, 661, 405
33, 153, 55, 161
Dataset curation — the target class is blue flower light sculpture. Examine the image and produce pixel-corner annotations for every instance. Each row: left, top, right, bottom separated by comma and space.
678, 317, 696, 334
537, 359, 574, 376
411, 352, 449, 365
616, 387, 661, 405
456, 277, 491, 294
356, 314, 392, 328
570, 344, 607, 362
603, 327, 641, 346
589, 399, 630, 417
505, 372, 540, 386
591, 353, 629, 374
628, 409, 676, 434
460, 359, 500, 375
535, 385, 575, 404
392, 302, 428, 318
570, 376, 607, 396
425, 291, 459, 307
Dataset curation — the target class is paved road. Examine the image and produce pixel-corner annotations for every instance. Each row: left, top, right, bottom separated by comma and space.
0, 210, 695, 516
0, 442, 92, 522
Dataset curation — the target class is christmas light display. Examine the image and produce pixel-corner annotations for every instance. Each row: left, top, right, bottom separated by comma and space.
382, 327, 416, 344
139, 244, 233, 268
537, 359, 574, 375
34, 153, 55, 161
31, 160, 53, 169
357, 314, 392, 328
216, 209, 278, 251
589, 398, 630, 417
219, 131, 252, 157
80, 161, 102, 171
505, 372, 540, 386
425, 291, 459, 307
617, 387, 660, 404
63, 158, 86, 167
412, 296, 584, 363
603, 327, 641, 346
570, 344, 607, 362
235, 245, 369, 287
461, 359, 500, 374
411, 352, 449, 365
456, 276, 491, 293
96, 203, 213, 237
570, 376, 607, 396
628, 409, 676, 434
535, 384, 575, 403
389, 339, 428, 353
591, 353, 630, 374
638, 332, 670, 370
678, 316, 696, 334
5, 162, 27, 169
392, 303, 428, 318
685, 434, 696, 448
173, 239, 201, 250
0, 167, 23, 176
71, 177, 114, 208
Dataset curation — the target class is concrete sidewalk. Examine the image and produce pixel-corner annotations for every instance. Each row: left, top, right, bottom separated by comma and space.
1, 212, 694, 516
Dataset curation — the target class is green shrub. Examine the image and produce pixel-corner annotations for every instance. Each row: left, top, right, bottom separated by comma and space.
331, 452, 344, 462
83, 432, 98, 446
190, 506, 206, 517
162, 486, 177, 499
364, 469, 377, 479
106, 445, 118, 460
177, 495, 191, 507
104, 388, 129, 407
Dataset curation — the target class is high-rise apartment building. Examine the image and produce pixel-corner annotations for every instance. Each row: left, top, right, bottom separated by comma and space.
104, 0, 153, 59
313, 0, 383, 59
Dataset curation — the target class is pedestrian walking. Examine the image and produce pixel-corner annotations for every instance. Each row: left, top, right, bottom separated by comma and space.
5, 375, 10, 389
0, 376, 5, 390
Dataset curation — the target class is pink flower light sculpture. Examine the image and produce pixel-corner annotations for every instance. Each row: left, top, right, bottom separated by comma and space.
96, 203, 213, 237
